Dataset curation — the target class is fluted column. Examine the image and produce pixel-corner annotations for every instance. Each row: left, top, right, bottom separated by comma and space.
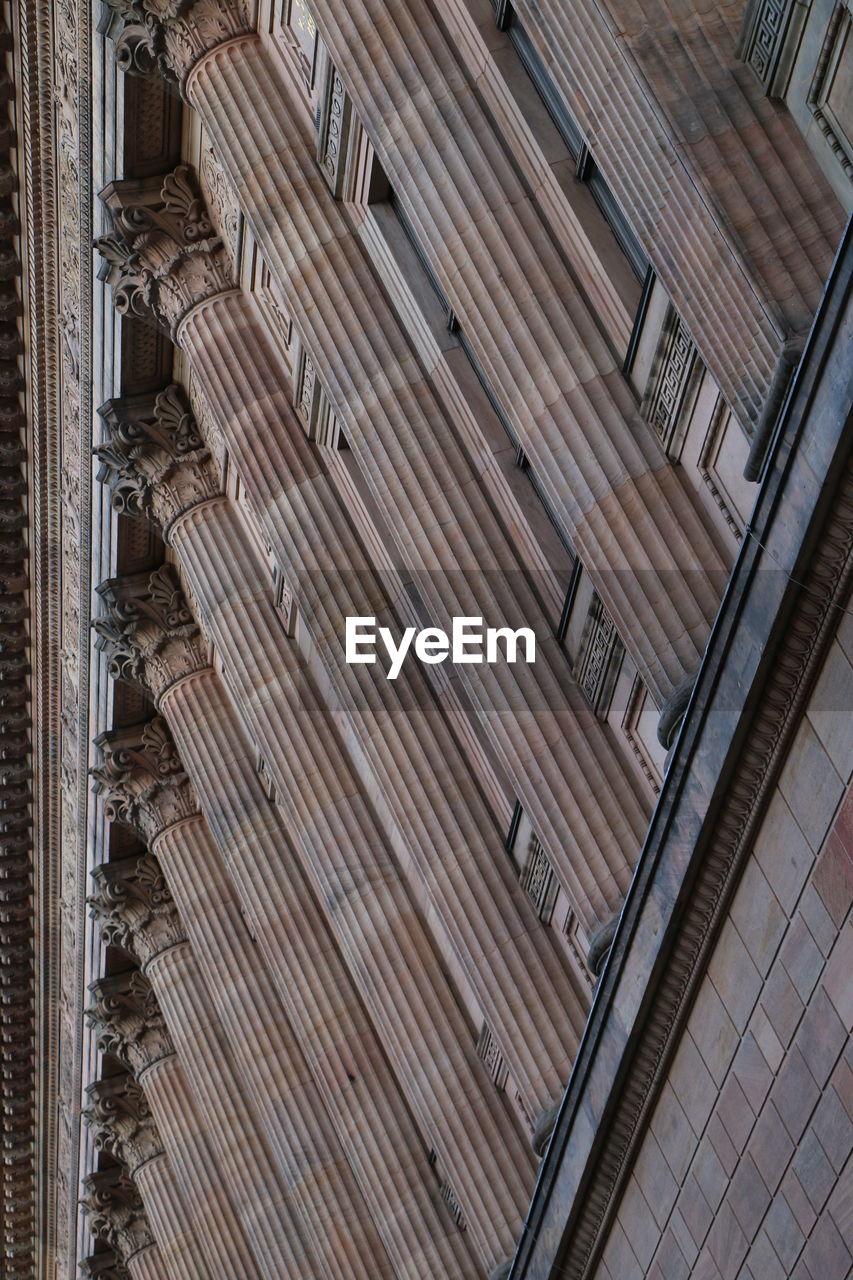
80, 1168, 164, 1280
180, 34, 730, 699
179, 290, 649, 923
94, 723, 441, 1280
317, 0, 840, 394
94, 159, 650, 934
87, 752, 350, 1280
94, 534, 536, 1270
158, 667, 484, 1278
83, 1071, 202, 1280
85, 965, 260, 1279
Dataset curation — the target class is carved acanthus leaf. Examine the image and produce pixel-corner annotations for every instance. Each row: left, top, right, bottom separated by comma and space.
96, 165, 233, 336
89, 852, 186, 967
91, 717, 199, 844
81, 1167, 155, 1265
93, 565, 207, 703
104, 0, 253, 90
86, 969, 175, 1078
95, 384, 218, 537
83, 1071, 164, 1175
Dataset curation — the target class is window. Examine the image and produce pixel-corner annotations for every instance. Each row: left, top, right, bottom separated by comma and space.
500, 5, 650, 280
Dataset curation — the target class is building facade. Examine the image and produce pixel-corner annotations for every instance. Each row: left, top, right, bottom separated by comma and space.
4, 0, 851, 1276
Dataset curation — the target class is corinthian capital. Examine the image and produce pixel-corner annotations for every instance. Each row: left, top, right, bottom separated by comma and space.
86, 968, 175, 1077
83, 1071, 164, 1176
96, 384, 220, 538
89, 852, 186, 967
79, 1250, 132, 1280
81, 1167, 155, 1266
93, 564, 207, 702
92, 717, 199, 845
97, 165, 233, 336
104, 0, 253, 90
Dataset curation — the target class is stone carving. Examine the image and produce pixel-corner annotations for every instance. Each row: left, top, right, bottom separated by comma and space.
86, 968, 175, 1077
96, 165, 233, 338
81, 1167, 155, 1265
83, 1071, 164, 1175
92, 717, 199, 845
79, 1251, 132, 1280
93, 565, 208, 702
95, 383, 219, 538
89, 852, 186, 967
104, 0, 253, 91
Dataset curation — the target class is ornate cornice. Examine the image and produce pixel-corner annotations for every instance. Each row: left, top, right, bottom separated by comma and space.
96, 164, 234, 338
95, 383, 220, 538
85, 968, 175, 1078
91, 717, 199, 845
79, 1250, 132, 1280
81, 1167, 155, 1266
89, 852, 186, 968
83, 1070, 164, 1176
92, 563, 208, 703
103, 0, 253, 91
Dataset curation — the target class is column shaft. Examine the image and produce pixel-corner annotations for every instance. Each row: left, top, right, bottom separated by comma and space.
167, 499, 538, 1268
153, 811, 417, 1280
186, 34, 728, 703
182, 289, 646, 930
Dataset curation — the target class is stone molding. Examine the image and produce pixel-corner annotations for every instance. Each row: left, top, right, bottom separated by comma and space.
91, 717, 200, 845
96, 164, 233, 338
83, 1071, 164, 1176
96, 384, 220, 538
93, 564, 208, 703
86, 968, 175, 1078
103, 0, 254, 91
81, 1167, 155, 1266
89, 852, 187, 968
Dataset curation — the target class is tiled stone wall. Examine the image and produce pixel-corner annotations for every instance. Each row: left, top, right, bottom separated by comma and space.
596, 610, 853, 1280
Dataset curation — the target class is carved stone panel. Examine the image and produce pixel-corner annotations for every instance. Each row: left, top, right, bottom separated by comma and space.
97, 165, 234, 337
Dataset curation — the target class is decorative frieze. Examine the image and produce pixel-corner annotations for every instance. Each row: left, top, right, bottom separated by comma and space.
97, 165, 233, 338
93, 565, 208, 703
95, 384, 220, 539
88, 853, 187, 968
83, 1071, 164, 1176
81, 1167, 155, 1266
92, 717, 199, 846
86, 969, 175, 1079
104, 0, 253, 91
